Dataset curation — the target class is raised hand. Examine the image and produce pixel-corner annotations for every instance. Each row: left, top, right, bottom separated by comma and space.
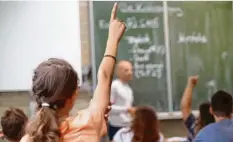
108, 3, 126, 44
187, 76, 199, 88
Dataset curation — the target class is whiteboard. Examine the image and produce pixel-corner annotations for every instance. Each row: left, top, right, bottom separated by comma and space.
0, 1, 82, 91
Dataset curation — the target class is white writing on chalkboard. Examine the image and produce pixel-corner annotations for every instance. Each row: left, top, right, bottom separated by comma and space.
134, 62, 164, 79
118, 2, 183, 17
124, 32, 166, 79
177, 32, 208, 44
98, 16, 159, 30
125, 34, 166, 57
130, 44, 166, 58
125, 33, 151, 44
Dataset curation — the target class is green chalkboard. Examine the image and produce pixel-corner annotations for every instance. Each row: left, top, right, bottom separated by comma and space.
91, 1, 233, 113
168, 1, 233, 111
91, 1, 169, 112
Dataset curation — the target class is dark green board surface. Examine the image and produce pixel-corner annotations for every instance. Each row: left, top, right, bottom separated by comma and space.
91, 1, 233, 112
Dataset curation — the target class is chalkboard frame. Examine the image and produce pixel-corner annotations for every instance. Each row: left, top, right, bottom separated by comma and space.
89, 1, 200, 120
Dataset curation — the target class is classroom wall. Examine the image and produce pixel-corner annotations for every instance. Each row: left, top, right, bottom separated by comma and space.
0, 1, 187, 138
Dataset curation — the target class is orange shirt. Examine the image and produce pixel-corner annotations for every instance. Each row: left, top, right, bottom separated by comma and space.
60, 108, 107, 142
20, 104, 107, 142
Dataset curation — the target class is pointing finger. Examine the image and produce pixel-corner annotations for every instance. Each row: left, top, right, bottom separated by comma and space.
110, 3, 117, 22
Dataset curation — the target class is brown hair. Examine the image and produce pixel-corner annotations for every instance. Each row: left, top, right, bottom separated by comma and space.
1, 107, 28, 141
131, 106, 160, 142
195, 102, 215, 134
26, 58, 78, 142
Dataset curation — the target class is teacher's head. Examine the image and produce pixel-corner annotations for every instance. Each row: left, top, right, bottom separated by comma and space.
116, 60, 133, 82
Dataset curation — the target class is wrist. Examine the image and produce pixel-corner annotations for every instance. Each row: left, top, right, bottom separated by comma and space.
107, 39, 118, 48
187, 83, 195, 88
104, 40, 118, 56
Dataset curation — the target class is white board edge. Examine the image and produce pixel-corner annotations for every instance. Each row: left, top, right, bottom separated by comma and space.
158, 110, 199, 120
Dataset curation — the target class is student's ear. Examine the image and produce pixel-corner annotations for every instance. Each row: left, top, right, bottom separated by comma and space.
209, 106, 214, 115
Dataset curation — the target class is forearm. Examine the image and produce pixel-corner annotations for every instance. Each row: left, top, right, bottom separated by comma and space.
181, 85, 193, 108
181, 84, 194, 119
98, 40, 118, 81
92, 40, 118, 110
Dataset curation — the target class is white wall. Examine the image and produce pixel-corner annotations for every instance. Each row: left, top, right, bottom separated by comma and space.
0, 1, 82, 91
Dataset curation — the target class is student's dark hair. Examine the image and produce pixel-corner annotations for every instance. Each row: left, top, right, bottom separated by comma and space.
1, 107, 28, 141
131, 106, 160, 142
195, 102, 215, 133
211, 90, 233, 117
26, 58, 78, 142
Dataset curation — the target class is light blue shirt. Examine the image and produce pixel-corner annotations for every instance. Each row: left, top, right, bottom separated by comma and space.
193, 119, 233, 142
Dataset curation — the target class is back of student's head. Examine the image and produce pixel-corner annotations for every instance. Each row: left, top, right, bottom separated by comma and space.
211, 90, 233, 117
197, 102, 214, 132
26, 58, 78, 142
131, 106, 160, 142
1, 107, 28, 142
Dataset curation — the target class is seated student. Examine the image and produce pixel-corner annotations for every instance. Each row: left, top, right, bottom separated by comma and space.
20, 3, 126, 142
113, 106, 164, 142
0, 108, 28, 142
193, 90, 233, 142
181, 76, 214, 141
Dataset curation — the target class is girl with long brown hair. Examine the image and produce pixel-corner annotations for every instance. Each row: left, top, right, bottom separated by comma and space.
181, 76, 215, 142
113, 106, 164, 142
20, 3, 126, 142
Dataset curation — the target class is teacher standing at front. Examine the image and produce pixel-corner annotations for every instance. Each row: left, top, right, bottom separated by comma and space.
108, 60, 135, 141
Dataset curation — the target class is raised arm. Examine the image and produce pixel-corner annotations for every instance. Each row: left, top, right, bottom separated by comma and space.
90, 3, 126, 112
181, 76, 198, 120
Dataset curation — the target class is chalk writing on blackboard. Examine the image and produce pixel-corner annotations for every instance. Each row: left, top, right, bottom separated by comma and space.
125, 33, 151, 44
118, 2, 184, 17
99, 17, 160, 30
134, 62, 164, 79
177, 32, 208, 44
125, 32, 165, 79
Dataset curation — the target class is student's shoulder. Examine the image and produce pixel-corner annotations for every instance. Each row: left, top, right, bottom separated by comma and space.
199, 122, 218, 133
193, 123, 219, 141
117, 127, 131, 134
20, 134, 32, 142
115, 127, 131, 138
60, 109, 92, 129
114, 127, 132, 141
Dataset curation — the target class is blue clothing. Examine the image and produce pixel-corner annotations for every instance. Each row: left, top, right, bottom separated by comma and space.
193, 119, 233, 142
184, 113, 196, 142
108, 123, 122, 141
